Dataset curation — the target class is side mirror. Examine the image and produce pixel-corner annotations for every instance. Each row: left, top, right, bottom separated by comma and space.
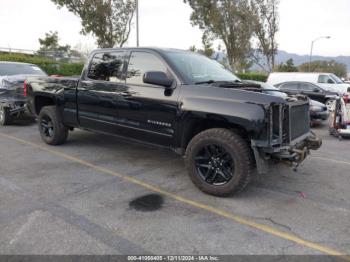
143, 71, 174, 88
327, 79, 335, 84
313, 88, 320, 92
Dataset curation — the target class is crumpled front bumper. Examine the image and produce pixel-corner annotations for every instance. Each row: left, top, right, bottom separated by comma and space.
275, 131, 322, 162
253, 131, 322, 174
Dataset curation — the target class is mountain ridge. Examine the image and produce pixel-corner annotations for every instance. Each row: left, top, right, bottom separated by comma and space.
275, 50, 350, 73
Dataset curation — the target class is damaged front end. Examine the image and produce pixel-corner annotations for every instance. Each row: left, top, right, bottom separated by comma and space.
252, 96, 322, 174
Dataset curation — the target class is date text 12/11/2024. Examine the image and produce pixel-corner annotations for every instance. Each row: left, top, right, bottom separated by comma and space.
127, 255, 219, 261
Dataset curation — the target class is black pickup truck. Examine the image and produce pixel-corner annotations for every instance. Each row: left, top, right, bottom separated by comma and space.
26, 48, 321, 196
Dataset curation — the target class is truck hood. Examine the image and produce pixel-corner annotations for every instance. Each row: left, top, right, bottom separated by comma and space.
183, 84, 289, 106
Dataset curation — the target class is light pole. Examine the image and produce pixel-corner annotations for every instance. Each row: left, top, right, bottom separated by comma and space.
136, 0, 139, 47
309, 36, 331, 72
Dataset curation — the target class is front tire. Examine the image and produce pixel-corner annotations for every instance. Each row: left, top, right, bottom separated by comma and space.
38, 106, 68, 145
0, 106, 12, 126
185, 128, 254, 197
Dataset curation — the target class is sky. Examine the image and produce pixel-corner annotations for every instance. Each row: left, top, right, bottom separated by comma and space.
0, 0, 349, 57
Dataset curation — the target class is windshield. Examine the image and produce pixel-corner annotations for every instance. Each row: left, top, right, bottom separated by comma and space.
0, 63, 46, 76
329, 73, 343, 84
166, 52, 240, 84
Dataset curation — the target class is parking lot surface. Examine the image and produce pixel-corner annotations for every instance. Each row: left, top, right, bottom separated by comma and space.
0, 120, 349, 257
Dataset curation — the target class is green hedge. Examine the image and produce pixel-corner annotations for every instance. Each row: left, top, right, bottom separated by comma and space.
236, 73, 268, 82
0, 53, 84, 76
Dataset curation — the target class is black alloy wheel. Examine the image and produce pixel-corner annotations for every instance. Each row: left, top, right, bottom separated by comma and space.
185, 128, 254, 196
38, 106, 68, 145
194, 144, 234, 186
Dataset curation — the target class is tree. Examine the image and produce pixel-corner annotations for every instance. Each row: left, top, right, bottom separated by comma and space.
38, 31, 71, 53
38, 31, 85, 62
201, 34, 214, 58
299, 60, 347, 78
250, 0, 279, 72
189, 45, 197, 52
51, 0, 136, 48
276, 59, 298, 72
188, 35, 214, 58
184, 0, 254, 72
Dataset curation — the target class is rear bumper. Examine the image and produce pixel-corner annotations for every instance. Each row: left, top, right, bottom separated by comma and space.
310, 110, 329, 121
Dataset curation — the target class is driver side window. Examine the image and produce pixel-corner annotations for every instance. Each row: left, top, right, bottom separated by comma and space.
126, 52, 168, 86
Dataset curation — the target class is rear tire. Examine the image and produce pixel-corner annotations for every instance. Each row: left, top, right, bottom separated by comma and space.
185, 128, 254, 197
0, 106, 12, 126
38, 106, 68, 145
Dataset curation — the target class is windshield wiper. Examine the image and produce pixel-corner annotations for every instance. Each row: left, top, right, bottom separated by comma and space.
195, 79, 241, 85
195, 80, 216, 85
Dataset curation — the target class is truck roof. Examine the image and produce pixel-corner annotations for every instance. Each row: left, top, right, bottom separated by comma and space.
90, 47, 193, 55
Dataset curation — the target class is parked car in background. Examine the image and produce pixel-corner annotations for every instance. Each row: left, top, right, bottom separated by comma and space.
309, 99, 329, 125
275, 81, 338, 110
267, 72, 350, 94
245, 80, 329, 124
0, 61, 47, 125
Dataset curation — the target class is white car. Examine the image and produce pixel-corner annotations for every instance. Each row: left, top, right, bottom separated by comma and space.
267, 72, 350, 95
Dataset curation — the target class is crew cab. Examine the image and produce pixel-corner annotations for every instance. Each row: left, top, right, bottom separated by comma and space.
26, 48, 322, 196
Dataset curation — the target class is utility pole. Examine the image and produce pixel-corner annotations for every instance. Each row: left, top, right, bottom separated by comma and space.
136, 0, 139, 47
309, 36, 331, 72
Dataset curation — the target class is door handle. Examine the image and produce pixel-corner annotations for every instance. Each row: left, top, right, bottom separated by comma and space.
81, 81, 94, 89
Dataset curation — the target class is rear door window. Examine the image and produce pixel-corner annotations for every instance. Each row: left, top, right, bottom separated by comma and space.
87, 52, 125, 82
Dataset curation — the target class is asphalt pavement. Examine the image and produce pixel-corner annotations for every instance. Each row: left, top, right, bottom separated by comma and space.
0, 119, 349, 258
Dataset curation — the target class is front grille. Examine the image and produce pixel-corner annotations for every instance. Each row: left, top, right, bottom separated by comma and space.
269, 101, 310, 145
289, 103, 310, 141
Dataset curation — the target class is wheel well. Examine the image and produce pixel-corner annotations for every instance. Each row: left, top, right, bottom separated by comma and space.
182, 119, 250, 151
34, 96, 55, 115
